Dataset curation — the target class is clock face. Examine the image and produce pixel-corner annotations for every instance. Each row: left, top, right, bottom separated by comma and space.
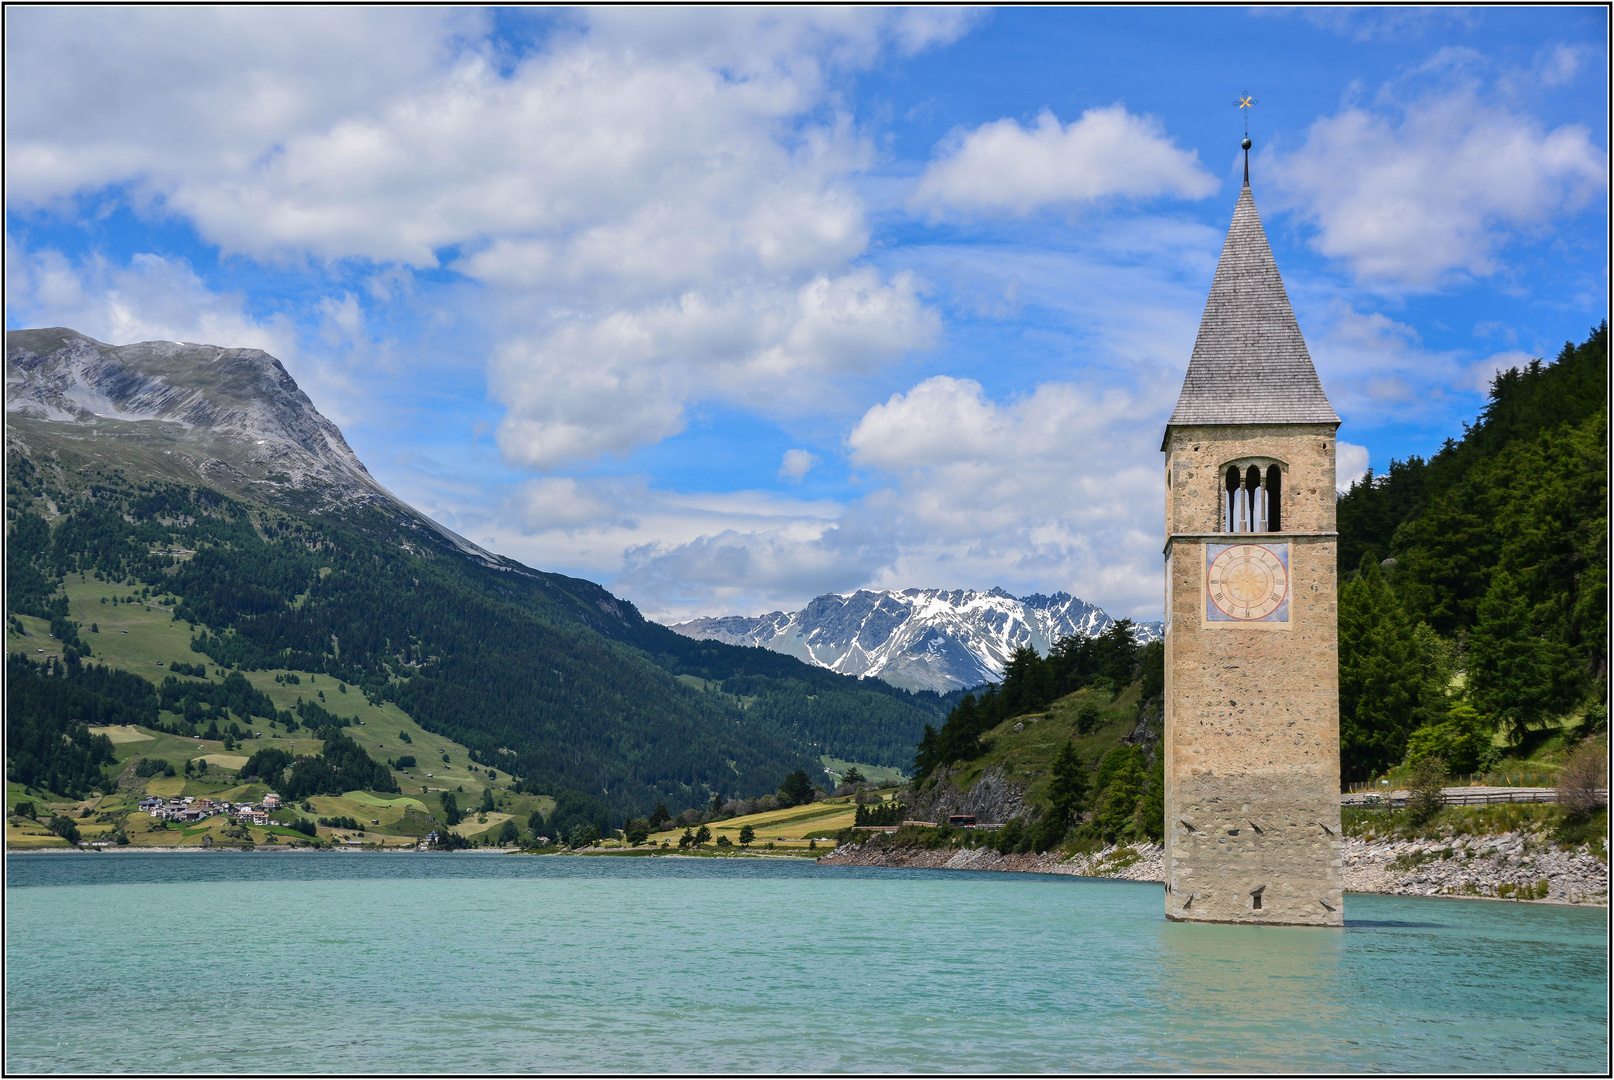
1206, 543, 1289, 623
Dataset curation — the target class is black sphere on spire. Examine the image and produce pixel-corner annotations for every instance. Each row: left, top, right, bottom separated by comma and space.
1241, 137, 1252, 150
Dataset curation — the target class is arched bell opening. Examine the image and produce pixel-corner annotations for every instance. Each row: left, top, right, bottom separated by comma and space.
1221, 459, 1286, 533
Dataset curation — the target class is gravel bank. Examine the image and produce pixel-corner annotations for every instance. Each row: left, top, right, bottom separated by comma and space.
820, 833, 1607, 905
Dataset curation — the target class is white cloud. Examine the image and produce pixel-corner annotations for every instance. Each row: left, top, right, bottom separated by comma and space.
844, 375, 1167, 620
4, 243, 292, 360
1268, 88, 1606, 288
1466, 350, 1533, 394
6, 9, 957, 474
779, 450, 817, 483
1335, 442, 1370, 493
911, 105, 1218, 217
489, 269, 936, 469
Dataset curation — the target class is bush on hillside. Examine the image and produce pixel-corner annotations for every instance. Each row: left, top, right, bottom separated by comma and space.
1558, 740, 1609, 823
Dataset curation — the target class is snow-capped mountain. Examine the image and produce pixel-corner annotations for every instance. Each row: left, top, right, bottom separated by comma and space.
669, 587, 1163, 694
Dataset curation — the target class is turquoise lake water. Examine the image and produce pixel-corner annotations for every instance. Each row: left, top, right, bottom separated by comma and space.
5, 853, 1608, 1073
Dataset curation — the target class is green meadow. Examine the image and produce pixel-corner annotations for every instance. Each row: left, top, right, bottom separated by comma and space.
6, 573, 556, 849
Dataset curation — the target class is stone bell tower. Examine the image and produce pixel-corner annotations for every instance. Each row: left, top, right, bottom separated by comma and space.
1160, 140, 1344, 926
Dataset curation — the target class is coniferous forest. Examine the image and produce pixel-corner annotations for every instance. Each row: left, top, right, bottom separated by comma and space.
1333, 323, 1607, 781
4, 452, 945, 819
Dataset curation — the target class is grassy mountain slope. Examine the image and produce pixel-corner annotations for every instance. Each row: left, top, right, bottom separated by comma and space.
5, 329, 942, 823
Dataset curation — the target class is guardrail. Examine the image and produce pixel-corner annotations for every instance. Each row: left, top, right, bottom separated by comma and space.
1341, 788, 1608, 808
1346, 773, 1560, 793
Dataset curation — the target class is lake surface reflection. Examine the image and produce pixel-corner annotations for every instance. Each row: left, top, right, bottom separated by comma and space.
6, 853, 1607, 1073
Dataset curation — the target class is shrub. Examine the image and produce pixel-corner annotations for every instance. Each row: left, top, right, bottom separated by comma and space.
1558, 739, 1609, 822
715, 834, 733, 848
1407, 756, 1448, 825
394, 755, 417, 769
993, 819, 1026, 855
1075, 703, 1103, 735
1404, 704, 1495, 774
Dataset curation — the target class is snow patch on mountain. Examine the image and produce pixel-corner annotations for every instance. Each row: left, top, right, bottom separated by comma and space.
669, 587, 1162, 693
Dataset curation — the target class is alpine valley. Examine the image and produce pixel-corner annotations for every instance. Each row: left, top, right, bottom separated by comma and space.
672, 590, 1161, 693
4, 328, 962, 826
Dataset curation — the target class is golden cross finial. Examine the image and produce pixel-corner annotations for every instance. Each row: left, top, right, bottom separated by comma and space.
1234, 94, 1258, 185
1235, 94, 1258, 133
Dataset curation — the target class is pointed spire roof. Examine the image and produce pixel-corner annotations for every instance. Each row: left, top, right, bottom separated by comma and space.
1165, 182, 1338, 437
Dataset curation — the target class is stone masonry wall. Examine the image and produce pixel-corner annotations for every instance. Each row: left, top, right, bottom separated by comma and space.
1163, 423, 1343, 925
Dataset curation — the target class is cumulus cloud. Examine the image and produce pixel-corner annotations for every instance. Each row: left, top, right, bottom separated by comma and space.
911, 105, 1218, 217
779, 450, 817, 483
489, 269, 937, 468
7, 9, 955, 473
4, 244, 294, 362
845, 375, 1167, 619
1335, 442, 1371, 492
1268, 88, 1606, 288
1466, 350, 1534, 394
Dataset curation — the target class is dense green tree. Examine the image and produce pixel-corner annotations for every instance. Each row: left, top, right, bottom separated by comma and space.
693, 824, 711, 847
1338, 558, 1446, 781
738, 823, 755, 847
1465, 571, 1557, 741
440, 791, 461, 827
1093, 748, 1145, 842
497, 819, 519, 845
1044, 741, 1088, 833
777, 770, 814, 808
239, 747, 293, 784
479, 787, 496, 814
1404, 704, 1494, 774
1132, 755, 1165, 842
1338, 324, 1607, 761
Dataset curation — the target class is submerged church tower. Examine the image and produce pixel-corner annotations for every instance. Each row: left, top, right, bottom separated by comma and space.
1160, 142, 1344, 926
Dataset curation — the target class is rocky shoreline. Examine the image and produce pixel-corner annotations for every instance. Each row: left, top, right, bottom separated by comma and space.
820, 832, 1609, 906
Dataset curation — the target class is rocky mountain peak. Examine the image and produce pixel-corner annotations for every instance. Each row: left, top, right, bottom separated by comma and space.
5, 326, 500, 567
668, 586, 1162, 694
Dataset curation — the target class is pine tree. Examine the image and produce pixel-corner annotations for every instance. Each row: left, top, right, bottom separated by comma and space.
1045, 741, 1088, 829
1466, 570, 1554, 741
1339, 557, 1444, 780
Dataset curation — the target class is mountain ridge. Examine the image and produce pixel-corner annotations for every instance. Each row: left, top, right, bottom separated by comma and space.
670, 587, 1162, 693
6, 327, 944, 818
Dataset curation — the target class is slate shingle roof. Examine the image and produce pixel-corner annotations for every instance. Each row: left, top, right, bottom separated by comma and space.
1165, 183, 1339, 435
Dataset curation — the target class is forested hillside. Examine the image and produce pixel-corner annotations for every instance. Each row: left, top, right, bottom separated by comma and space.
1335, 323, 1607, 781
4, 453, 941, 819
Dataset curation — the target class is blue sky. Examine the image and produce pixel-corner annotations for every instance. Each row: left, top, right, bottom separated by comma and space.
6, 7, 1607, 623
